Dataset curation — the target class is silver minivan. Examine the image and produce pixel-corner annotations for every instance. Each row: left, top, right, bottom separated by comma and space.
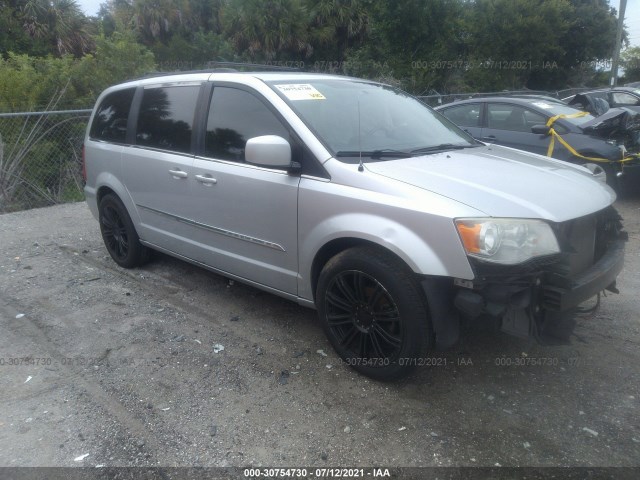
84, 71, 626, 380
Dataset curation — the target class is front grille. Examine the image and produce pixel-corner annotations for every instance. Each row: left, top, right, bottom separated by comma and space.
551, 213, 596, 277
542, 206, 624, 310
550, 206, 623, 278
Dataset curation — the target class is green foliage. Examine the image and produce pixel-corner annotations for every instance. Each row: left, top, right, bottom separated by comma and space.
462, 0, 572, 90
0, 0, 630, 101
0, 1, 50, 56
223, 0, 312, 60
307, 0, 370, 61
621, 47, 640, 83
343, 0, 621, 93
0, 54, 75, 111
1, 0, 93, 57
72, 31, 156, 102
0, 32, 155, 112
152, 30, 236, 69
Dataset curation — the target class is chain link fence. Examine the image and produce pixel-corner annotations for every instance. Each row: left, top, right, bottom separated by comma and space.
0, 109, 91, 213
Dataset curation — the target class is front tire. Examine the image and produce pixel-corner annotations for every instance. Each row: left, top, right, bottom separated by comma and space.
316, 246, 432, 381
98, 193, 149, 268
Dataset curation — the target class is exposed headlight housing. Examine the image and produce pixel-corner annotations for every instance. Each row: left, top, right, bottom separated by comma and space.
455, 218, 560, 265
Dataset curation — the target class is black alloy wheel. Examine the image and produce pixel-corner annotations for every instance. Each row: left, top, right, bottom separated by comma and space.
98, 193, 149, 268
317, 246, 432, 381
325, 270, 403, 361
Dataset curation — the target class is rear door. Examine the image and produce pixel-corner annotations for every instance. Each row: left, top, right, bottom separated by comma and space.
481, 102, 549, 156
121, 83, 201, 251
186, 84, 300, 295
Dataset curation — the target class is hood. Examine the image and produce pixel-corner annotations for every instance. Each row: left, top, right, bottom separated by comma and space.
581, 107, 640, 138
364, 145, 615, 222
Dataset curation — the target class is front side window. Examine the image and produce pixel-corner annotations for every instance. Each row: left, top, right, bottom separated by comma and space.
205, 87, 289, 162
441, 104, 481, 128
90, 88, 135, 143
136, 85, 200, 154
487, 104, 545, 132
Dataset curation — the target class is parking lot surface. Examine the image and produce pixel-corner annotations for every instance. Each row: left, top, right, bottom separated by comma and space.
0, 196, 639, 469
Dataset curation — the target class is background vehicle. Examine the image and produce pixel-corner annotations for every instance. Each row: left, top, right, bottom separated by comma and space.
84, 72, 625, 381
435, 97, 639, 190
562, 87, 640, 112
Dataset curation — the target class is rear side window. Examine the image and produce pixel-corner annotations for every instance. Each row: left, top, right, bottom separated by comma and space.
205, 87, 288, 162
89, 88, 135, 143
136, 85, 200, 154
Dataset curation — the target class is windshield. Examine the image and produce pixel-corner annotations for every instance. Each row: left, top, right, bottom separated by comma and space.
268, 80, 477, 162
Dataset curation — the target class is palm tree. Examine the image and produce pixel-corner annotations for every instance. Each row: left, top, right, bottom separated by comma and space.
223, 0, 312, 59
131, 0, 192, 45
307, 0, 369, 58
21, 0, 93, 56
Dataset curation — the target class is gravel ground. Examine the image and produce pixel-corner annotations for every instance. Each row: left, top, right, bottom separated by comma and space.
0, 194, 639, 472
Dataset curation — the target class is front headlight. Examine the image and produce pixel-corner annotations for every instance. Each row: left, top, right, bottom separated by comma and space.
455, 218, 560, 265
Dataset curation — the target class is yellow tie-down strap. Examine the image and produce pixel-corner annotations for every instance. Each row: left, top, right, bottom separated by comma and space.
545, 112, 637, 165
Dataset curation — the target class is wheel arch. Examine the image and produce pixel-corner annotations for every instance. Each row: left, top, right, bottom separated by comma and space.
309, 237, 410, 303
97, 185, 117, 205
308, 237, 461, 351
94, 173, 141, 226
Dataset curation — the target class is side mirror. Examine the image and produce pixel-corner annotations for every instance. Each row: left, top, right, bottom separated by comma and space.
245, 135, 292, 168
531, 125, 551, 135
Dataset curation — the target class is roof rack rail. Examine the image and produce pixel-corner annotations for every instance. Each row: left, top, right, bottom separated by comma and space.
132, 61, 303, 81
205, 61, 303, 72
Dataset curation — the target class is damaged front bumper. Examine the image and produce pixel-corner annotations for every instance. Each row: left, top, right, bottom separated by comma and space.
448, 207, 627, 343
542, 238, 625, 312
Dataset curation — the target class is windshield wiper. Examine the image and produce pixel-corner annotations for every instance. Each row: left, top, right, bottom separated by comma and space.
410, 143, 478, 155
335, 149, 413, 159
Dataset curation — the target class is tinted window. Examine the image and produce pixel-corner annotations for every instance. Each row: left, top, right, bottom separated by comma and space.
90, 88, 135, 143
205, 87, 288, 162
136, 85, 200, 154
487, 104, 545, 133
441, 104, 481, 127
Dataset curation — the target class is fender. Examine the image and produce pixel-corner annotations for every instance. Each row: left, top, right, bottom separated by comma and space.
298, 212, 474, 302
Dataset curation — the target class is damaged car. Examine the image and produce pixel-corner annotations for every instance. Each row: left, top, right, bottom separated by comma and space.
563, 87, 640, 113
84, 72, 627, 380
436, 97, 640, 191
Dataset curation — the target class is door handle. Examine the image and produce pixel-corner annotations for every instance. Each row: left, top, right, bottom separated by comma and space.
195, 174, 217, 185
482, 135, 496, 142
168, 169, 188, 179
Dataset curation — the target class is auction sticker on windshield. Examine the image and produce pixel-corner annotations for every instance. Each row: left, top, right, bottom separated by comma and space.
275, 84, 326, 100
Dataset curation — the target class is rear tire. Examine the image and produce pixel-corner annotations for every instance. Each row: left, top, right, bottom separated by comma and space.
98, 193, 150, 268
316, 246, 432, 381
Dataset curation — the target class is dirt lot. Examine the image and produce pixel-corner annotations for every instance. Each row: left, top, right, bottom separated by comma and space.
1, 193, 639, 473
